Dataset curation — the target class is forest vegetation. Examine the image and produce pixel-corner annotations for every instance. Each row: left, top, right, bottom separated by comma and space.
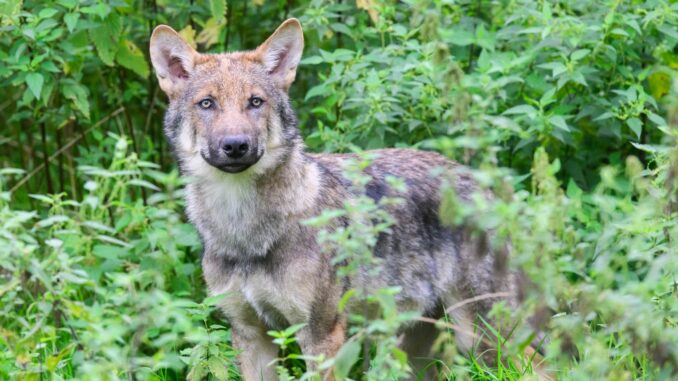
1, 1, 677, 380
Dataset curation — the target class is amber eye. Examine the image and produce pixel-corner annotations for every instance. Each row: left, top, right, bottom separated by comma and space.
249, 96, 264, 108
198, 98, 213, 109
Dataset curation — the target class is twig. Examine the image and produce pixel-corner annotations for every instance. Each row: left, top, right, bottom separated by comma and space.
0, 92, 21, 112
407, 291, 513, 351
39, 122, 53, 194
10, 107, 125, 194
56, 126, 65, 193
143, 85, 159, 136
444, 292, 511, 315
66, 122, 78, 200
413, 316, 482, 344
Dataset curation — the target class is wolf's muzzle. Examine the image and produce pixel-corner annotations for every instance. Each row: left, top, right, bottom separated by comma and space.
203, 135, 261, 173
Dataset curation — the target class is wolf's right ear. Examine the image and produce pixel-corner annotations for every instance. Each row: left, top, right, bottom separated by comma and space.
150, 25, 199, 97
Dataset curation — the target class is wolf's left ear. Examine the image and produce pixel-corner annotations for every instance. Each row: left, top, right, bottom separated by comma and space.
254, 18, 304, 91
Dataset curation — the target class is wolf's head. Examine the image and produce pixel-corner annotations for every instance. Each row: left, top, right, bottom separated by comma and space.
149, 19, 304, 177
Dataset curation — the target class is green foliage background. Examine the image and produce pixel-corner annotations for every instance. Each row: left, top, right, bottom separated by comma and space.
0, 0, 677, 380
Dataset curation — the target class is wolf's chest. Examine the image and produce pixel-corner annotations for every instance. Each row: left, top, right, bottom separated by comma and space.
208, 264, 318, 330
241, 272, 311, 328
186, 180, 288, 257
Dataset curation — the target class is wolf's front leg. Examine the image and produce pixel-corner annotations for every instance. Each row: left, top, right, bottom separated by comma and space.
231, 321, 279, 381
296, 315, 347, 381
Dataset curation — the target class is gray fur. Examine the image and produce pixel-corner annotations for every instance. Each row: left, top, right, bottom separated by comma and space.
151, 19, 527, 381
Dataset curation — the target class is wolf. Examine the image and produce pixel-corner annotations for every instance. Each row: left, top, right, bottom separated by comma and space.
150, 18, 540, 381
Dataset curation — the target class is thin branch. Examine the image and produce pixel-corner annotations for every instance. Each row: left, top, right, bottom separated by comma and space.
413, 316, 482, 344
143, 85, 159, 136
0, 92, 21, 113
10, 107, 125, 194
39, 122, 53, 194
444, 291, 511, 315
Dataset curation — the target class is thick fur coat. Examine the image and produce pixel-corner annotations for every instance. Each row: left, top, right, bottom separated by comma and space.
150, 19, 528, 381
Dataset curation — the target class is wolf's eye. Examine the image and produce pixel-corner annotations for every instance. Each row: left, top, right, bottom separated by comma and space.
198, 99, 213, 109
249, 96, 264, 108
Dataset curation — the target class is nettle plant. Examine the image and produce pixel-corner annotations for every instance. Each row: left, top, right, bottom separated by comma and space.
0, 134, 229, 380
441, 145, 678, 381
300, 0, 677, 185
1, 0, 677, 380
295, 2, 678, 378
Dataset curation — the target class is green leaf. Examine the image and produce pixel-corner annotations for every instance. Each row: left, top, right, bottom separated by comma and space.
96, 234, 130, 247
566, 178, 583, 199
45, 344, 74, 372
549, 115, 570, 131
503, 104, 537, 116
80, 3, 110, 19
448, 28, 474, 46
594, 112, 615, 121
305, 84, 329, 100
333, 339, 361, 380
539, 88, 557, 107
301, 56, 324, 65
25, 72, 44, 99
116, 39, 150, 78
187, 362, 208, 381
392, 347, 408, 366
62, 83, 90, 118
29, 194, 54, 204
39, 8, 59, 19
281, 323, 306, 337
538, 62, 567, 76
209, 0, 226, 22
570, 49, 590, 61
626, 117, 642, 139
207, 356, 229, 381
64, 12, 80, 33
648, 71, 671, 100
92, 244, 127, 260
611, 28, 629, 37
337, 288, 356, 312
58, 0, 78, 9
331, 22, 354, 38
630, 142, 668, 154
203, 293, 227, 306
0, 0, 22, 20
89, 13, 121, 66
657, 24, 678, 40
82, 221, 116, 234
196, 17, 222, 48
647, 112, 666, 127
128, 179, 161, 191
35, 215, 69, 228
330, 48, 355, 62
475, 23, 495, 51
41, 61, 60, 73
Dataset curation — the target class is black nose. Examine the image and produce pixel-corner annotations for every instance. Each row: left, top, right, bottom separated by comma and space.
221, 135, 250, 159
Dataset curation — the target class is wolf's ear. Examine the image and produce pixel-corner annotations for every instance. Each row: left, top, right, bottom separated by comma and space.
150, 25, 199, 97
254, 18, 304, 91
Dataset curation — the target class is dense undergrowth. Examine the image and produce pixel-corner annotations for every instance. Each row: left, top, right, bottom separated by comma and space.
1, 1, 677, 380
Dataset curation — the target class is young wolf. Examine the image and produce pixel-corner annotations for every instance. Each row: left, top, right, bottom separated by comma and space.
150, 19, 534, 380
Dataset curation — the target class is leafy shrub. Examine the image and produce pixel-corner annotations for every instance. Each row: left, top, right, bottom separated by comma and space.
1, 0, 677, 380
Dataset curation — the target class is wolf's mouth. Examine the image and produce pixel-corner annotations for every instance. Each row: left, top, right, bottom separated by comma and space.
218, 162, 254, 173
200, 151, 261, 174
